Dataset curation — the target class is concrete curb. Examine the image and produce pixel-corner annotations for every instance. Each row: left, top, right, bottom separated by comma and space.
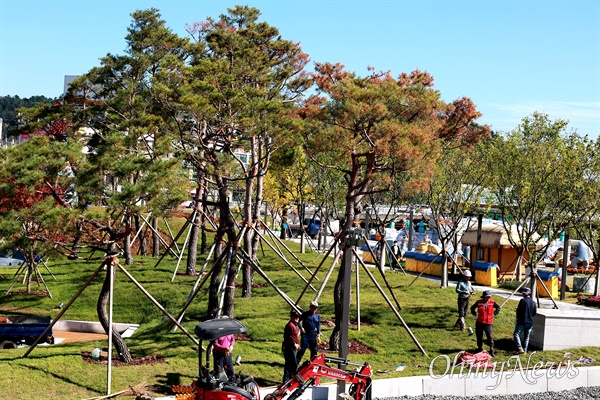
53, 319, 138, 337
259, 364, 600, 399
157, 365, 600, 400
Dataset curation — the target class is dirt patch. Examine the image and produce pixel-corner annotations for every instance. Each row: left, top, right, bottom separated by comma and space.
54, 330, 108, 344
81, 351, 166, 366
235, 282, 268, 289
318, 339, 377, 355
235, 332, 251, 341
321, 318, 372, 328
5, 289, 50, 297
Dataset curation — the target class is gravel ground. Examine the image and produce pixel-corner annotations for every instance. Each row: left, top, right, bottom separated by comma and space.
376, 386, 600, 400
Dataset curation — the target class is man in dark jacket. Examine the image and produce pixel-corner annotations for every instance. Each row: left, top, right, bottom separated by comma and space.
513, 287, 537, 354
282, 310, 300, 384
471, 290, 501, 357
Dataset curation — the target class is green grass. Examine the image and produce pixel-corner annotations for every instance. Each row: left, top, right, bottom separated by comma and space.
0, 235, 597, 399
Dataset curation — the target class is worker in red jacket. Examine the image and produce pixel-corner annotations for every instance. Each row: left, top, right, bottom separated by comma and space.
282, 310, 301, 384
470, 290, 501, 357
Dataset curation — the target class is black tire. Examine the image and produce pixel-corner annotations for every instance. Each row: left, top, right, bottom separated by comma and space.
222, 385, 254, 400
0, 340, 17, 349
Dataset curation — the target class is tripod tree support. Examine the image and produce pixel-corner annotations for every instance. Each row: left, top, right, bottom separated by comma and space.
359, 234, 403, 311
499, 270, 560, 309
407, 252, 443, 287
351, 247, 427, 356
258, 220, 315, 276
23, 258, 109, 358
295, 235, 340, 306
24, 256, 200, 361
252, 225, 316, 291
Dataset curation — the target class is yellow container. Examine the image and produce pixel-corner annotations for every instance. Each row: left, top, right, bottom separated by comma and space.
405, 257, 417, 272
430, 261, 443, 277
537, 276, 558, 298
475, 268, 498, 287
362, 252, 375, 264
472, 261, 499, 287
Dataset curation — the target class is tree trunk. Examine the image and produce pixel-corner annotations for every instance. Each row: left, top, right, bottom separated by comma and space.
247, 147, 268, 298
134, 215, 147, 256
25, 249, 34, 294
70, 218, 84, 259
97, 260, 133, 363
242, 181, 254, 298
123, 219, 133, 266
207, 238, 225, 319
186, 184, 204, 275
242, 136, 259, 298
440, 238, 448, 288
200, 189, 208, 254
186, 207, 200, 276
208, 179, 238, 319
152, 217, 160, 257
330, 167, 362, 351
329, 259, 345, 351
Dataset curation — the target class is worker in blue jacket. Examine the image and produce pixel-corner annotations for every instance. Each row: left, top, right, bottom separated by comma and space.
296, 301, 321, 363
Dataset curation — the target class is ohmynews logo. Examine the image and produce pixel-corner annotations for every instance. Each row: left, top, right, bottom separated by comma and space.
429, 352, 579, 390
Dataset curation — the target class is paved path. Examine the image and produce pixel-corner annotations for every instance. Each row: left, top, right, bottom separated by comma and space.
453, 278, 598, 311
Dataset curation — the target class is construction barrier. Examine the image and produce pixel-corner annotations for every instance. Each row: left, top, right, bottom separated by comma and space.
471, 261, 500, 287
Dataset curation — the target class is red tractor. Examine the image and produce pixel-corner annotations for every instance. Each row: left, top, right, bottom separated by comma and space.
172, 318, 372, 400
173, 317, 260, 400
264, 354, 372, 400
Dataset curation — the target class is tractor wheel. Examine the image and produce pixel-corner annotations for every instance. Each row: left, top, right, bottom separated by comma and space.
0, 340, 17, 349
222, 385, 254, 400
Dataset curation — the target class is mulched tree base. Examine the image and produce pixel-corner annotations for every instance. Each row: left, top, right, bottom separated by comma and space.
81, 352, 166, 366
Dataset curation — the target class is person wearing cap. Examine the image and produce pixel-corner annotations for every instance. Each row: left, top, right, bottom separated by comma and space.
470, 290, 501, 357
282, 310, 301, 383
296, 301, 321, 363
454, 270, 475, 331
513, 287, 537, 355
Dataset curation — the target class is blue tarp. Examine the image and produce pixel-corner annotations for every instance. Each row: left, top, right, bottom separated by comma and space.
471, 261, 500, 272
361, 244, 377, 252
537, 269, 559, 281
404, 251, 442, 263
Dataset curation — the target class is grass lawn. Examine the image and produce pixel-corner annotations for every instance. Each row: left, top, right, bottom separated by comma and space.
0, 233, 598, 399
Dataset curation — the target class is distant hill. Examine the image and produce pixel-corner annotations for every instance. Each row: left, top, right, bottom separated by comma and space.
0, 95, 58, 141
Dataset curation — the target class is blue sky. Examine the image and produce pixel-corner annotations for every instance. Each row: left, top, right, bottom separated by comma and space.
1, 0, 599, 137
